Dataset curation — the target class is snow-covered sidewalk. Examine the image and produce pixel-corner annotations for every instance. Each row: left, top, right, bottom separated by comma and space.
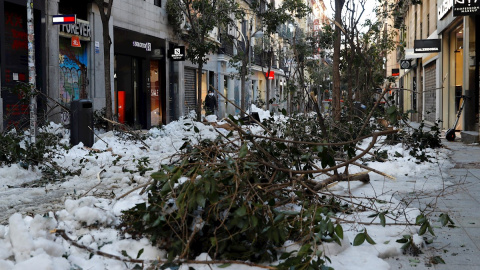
0, 112, 456, 270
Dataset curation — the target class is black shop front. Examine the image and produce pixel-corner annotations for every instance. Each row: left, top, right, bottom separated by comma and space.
114, 27, 166, 129
0, 0, 45, 130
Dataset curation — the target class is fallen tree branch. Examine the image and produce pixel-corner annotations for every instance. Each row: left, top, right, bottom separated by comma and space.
101, 117, 150, 150
314, 172, 370, 190
53, 229, 276, 269
53, 229, 144, 264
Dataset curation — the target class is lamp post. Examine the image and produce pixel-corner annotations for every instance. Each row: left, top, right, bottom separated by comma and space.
237, 26, 264, 115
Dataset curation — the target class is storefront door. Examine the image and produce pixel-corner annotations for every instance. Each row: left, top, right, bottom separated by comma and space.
150, 60, 165, 126
115, 55, 145, 128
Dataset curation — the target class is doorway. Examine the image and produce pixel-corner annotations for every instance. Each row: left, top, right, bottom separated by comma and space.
114, 55, 145, 128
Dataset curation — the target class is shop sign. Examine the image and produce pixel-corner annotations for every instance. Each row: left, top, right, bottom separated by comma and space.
266, 71, 275, 79
414, 39, 441, 53
60, 21, 91, 38
392, 69, 400, 76
133, 41, 151, 51
438, 0, 453, 19
400, 59, 412, 69
52, 14, 76, 25
71, 36, 81, 47
169, 46, 186, 61
453, 0, 480, 16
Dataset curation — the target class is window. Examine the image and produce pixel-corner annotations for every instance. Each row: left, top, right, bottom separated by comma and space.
59, 0, 88, 20
154, 0, 161, 7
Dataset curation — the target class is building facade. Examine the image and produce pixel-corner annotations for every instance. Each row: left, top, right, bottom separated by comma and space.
395, 0, 480, 141
1, 0, 326, 131
0, 0, 46, 131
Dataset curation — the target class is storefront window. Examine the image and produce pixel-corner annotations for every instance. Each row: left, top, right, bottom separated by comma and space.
150, 61, 161, 126
453, 25, 464, 111
59, 38, 88, 104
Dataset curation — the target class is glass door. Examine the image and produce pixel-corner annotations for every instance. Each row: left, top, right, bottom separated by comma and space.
150, 60, 161, 126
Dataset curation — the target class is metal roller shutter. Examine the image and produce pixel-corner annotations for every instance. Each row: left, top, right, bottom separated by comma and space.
424, 62, 436, 123
184, 68, 197, 113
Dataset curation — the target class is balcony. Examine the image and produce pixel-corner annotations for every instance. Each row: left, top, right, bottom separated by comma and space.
218, 34, 234, 56
393, 0, 405, 29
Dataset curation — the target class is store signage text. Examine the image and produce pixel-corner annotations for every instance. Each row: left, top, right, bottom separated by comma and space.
60, 22, 91, 38
438, 0, 453, 19
133, 41, 151, 51
414, 39, 441, 53
453, 0, 480, 16
169, 46, 186, 61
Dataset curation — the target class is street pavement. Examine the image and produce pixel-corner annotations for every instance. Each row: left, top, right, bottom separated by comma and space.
387, 135, 480, 269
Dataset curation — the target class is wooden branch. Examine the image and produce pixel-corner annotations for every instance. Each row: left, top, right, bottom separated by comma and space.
53, 229, 276, 269
53, 229, 144, 264
256, 129, 398, 175
349, 161, 396, 180
314, 172, 370, 190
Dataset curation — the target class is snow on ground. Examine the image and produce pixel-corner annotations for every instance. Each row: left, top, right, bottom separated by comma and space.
0, 107, 453, 270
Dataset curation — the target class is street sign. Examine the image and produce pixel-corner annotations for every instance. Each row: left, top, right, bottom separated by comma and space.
52, 14, 76, 25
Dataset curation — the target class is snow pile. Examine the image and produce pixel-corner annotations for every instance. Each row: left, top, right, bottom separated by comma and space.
0, 110, 453, 270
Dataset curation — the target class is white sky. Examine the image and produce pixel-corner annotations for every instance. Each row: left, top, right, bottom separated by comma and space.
325, 0, 378, 27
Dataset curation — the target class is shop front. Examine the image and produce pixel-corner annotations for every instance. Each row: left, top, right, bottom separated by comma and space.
114, 27, 166, 129
58, 19, 90, 104
0, 0, 45, 130
438, 0, 479, 133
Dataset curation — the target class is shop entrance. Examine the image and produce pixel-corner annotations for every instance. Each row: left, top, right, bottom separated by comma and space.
451, 25, 464, 130
114, 55, 146, 128
150, 60, 165, 126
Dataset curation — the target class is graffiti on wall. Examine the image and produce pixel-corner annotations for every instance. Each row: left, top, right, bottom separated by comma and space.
59, 38, 88, 104
3, 5, 29, 129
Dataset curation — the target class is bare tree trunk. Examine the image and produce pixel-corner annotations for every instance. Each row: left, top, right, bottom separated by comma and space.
94, 0, 114, 131
333, 0, 345, 121
240, 44, 249, 116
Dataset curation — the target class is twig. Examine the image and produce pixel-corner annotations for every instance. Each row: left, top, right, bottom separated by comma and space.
101, 117, 150, 150
79, 169, 105, 198
117, 181, 152, 199
53, 229, 144, 264
88, 125, 108, 147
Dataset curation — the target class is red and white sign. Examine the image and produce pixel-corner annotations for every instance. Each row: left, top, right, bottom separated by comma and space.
267, 71, 275, 80
71, 36, 81, 47
52, 14, 76, 25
